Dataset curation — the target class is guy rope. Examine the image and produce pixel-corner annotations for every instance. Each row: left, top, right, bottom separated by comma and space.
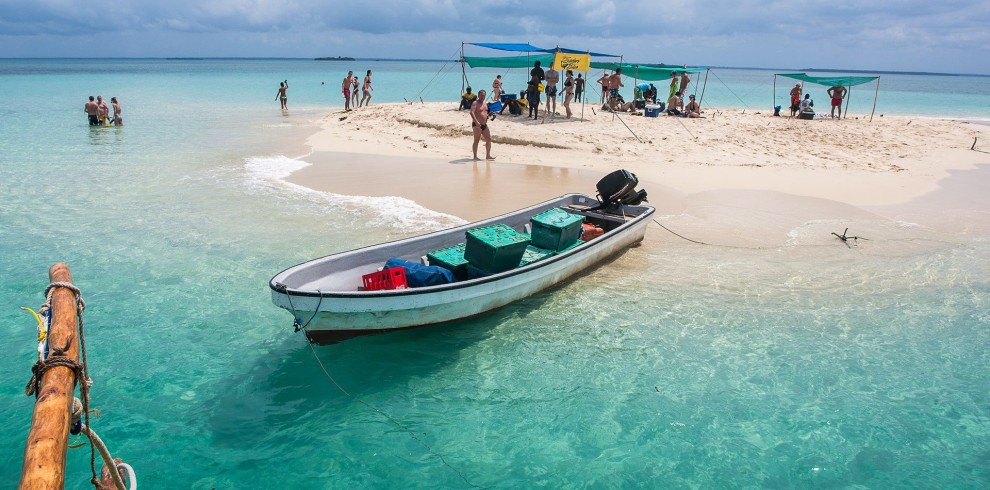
19, 263, 136, 490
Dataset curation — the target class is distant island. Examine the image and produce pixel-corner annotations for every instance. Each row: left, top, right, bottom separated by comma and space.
315, 56, 355, 61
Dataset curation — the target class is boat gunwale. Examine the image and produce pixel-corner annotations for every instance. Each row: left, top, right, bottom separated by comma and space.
269, 194, 654, 299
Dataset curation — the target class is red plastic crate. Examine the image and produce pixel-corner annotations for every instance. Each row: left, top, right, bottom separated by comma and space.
361, 267, 408, 291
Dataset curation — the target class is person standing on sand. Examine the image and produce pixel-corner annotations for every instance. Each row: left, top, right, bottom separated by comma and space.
342, 71, 353, 111
607, 68, 624, 110
680, 71, 691, 98
789, 83, 802, 117
84, 96, 100, 126
360, 70, 373, 107
470, 89, 495, 161
563, 70, 574, 118
544, 65, 559, 116
111, 97, 123, 126
276, 80, 288, 110
351, 75, 360, 108
575, 74, 584, 102
827, 85, 847, 119
527, 60, 545, 119
492, 75, 502, 101
668, 72, 679, 101
597, 72, 609, 105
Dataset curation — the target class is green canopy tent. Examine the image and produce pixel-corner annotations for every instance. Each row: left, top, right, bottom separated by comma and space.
590, 63, 709, 107
775, 72, 881, 120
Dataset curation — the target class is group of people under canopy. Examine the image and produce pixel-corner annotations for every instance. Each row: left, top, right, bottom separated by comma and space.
461, 43, 706, 117
774, 72, 881, 120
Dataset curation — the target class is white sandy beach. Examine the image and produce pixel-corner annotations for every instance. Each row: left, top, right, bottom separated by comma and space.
288, 102, 990, 245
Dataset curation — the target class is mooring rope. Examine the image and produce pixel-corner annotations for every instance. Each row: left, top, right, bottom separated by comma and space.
301, 329, 480, 488
275, 284, 479, 487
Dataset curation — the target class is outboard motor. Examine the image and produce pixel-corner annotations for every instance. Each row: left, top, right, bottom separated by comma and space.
594, 169, 648, 214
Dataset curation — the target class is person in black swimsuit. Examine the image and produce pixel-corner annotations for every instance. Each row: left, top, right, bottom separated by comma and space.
470, 89, 495, 160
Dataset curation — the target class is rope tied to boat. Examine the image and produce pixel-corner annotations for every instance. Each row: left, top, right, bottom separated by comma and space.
24, 342, 84, 397
25, 280, 134, 489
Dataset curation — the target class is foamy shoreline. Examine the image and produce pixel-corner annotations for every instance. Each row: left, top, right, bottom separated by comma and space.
282, 101, 990, 243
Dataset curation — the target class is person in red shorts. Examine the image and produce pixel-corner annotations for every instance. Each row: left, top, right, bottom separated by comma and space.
827, 85, 847, 119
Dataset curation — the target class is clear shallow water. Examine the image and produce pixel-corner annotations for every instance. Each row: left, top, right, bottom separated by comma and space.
2, 59, 989, 488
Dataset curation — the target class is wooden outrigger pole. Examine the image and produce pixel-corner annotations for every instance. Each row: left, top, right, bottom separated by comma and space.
19, 263, 131, 490
20, 263, 79, 489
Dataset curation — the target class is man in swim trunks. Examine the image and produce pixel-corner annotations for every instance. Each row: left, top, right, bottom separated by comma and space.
827, 85, 847, 119
342, 71, 353, 111
276, 80, 288, 110
597, 72, 609, 105
96, 96, 110, 125
607, 68, 624, 110
575, 74, 584, 102
470, 89, 495, 161
84, 96, 100, 126
544, 65, 559, 116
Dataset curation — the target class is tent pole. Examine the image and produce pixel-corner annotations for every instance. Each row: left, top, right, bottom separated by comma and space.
869, 76, 880, 122
843, 83, 851, 120
699, 68, 710, 108
460, 42, 465, 94
581, 51, 589, 122
773, 74, 776, 111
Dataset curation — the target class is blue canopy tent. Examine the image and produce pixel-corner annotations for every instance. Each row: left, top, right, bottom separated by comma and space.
460, 42, 621, 120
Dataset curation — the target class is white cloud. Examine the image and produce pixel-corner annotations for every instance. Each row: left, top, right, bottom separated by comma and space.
0, 0, 986, 73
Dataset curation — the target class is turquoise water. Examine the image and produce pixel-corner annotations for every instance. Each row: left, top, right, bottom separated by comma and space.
2, 59, 990, 488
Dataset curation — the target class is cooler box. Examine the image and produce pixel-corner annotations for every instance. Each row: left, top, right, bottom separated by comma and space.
799, 111, 814, 120
464, 224, 531, 273
530, 208, 584, 252
427, 243, 469, 280
644, 104, 662, 117
500, 93, 517, 104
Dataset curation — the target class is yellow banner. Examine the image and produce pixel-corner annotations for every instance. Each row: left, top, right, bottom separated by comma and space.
553, 53, 591, 72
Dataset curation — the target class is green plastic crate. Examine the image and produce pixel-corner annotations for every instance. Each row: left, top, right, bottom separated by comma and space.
557, 239, 585, 254
530, 208, 584, 252
464, 224, 531, 273
427, 243, 468, 280
518, 245, 554, 267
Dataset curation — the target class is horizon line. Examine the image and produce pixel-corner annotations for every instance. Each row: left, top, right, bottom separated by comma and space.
0, 57, 985, 78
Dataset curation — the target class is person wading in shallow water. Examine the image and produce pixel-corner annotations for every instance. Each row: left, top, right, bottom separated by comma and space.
276, 80, 288, 110
470, 89, 495, 161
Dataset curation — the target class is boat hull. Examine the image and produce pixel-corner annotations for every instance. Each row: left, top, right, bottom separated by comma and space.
270, 194, 653, 343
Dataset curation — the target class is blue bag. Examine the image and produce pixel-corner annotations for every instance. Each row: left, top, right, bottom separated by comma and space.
384, 258, 454, 287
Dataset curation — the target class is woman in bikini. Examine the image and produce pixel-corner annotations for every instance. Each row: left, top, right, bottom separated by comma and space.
360, 70, 373, 107
470, 89, 495, 161
351, 76, 360, 108
563, 70, 574, 118
492, 75, 502, 102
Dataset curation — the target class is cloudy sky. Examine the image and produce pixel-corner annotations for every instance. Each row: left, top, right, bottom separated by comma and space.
1, 0, 987, 74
